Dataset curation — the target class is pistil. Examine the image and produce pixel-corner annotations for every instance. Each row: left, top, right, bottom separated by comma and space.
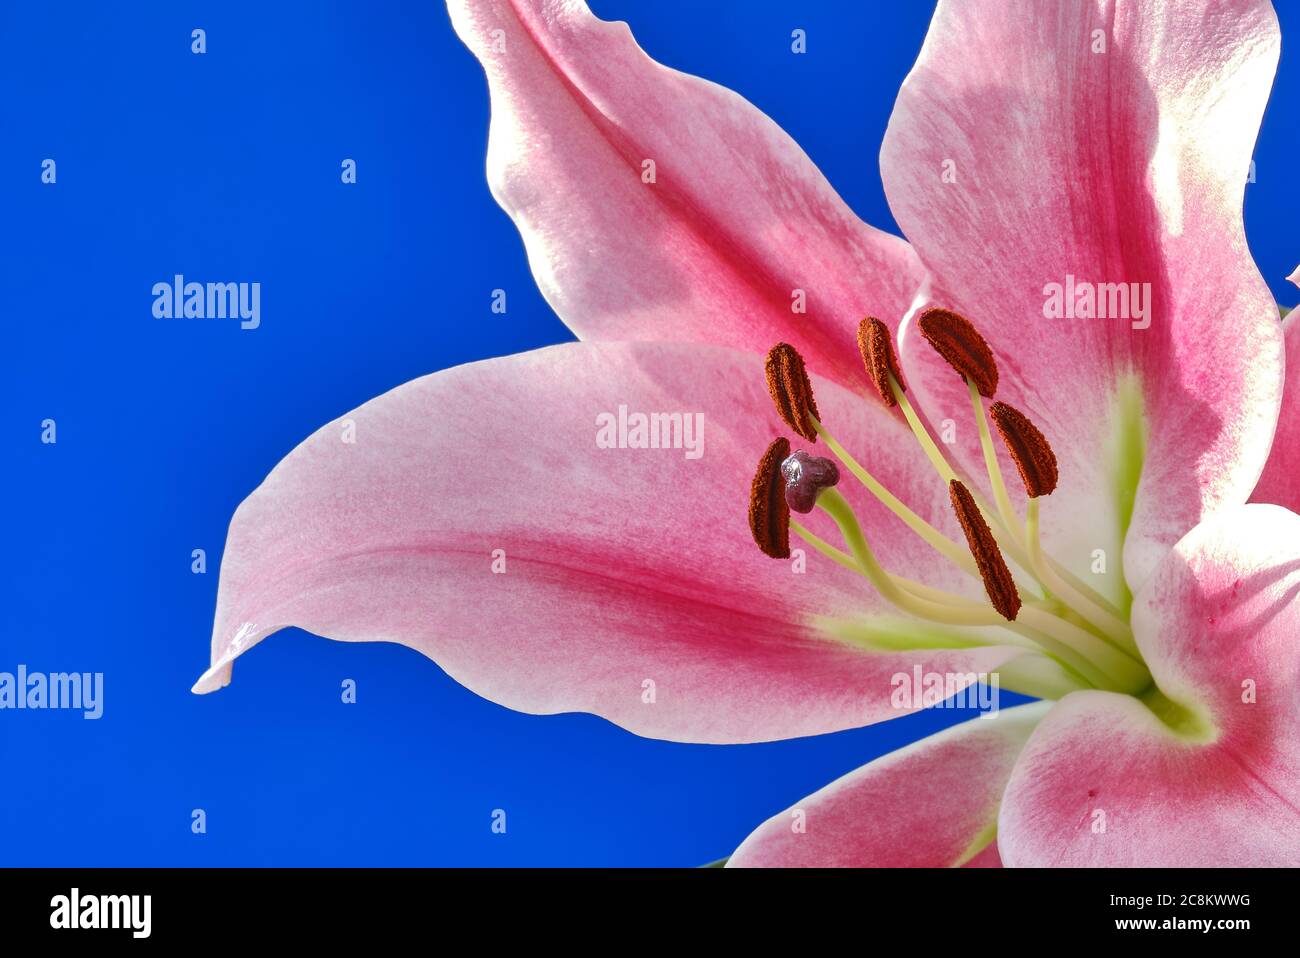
811, 418, 978, 578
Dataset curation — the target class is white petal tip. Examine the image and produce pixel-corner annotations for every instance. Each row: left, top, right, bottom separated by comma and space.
1287, 265, 1300, 288
191, 661, 233, 695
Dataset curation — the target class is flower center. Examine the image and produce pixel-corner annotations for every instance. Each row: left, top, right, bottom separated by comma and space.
749, 311, 1153, 700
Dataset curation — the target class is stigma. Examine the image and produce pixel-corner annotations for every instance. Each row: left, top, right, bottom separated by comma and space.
781, 451, 840, 514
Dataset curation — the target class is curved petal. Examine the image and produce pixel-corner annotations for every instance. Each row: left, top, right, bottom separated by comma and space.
447, 0, 924, 391
882, 0, 1283, 601
1251, 311, 1300, 511
999, 504, 1300, 866
195, 341, 1034, 744
728, 702, 1051, 867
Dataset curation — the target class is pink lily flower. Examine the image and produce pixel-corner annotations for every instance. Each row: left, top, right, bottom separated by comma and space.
194, 0, 1300, 866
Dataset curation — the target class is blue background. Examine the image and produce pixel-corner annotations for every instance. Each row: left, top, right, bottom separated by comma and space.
4, 1, 1298, 866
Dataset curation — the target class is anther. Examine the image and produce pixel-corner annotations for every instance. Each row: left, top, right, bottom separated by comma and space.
765, 343, 820, 442
990, 401, 1058, 497
856, 317, 906, 407
917, 308, 999, 397
949, 479, 1021, 620
781, 450, 840, 514
749, 437, 791, 558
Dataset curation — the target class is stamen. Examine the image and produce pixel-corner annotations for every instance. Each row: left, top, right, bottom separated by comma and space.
888, 379, 959, 485
970, 380, 1023, 541
917, 308, 999, 397
990, 401, 1058, 498
949, 480, 1021, 621
1024, 498, 1050, 602
856, 317, 906, 407
781, 450, 840, 514
965, 401, 1142, 659
759, 321, 1149, 689
977, 397, 1137, 650
765, 343, 820, 442
748, 437, 791, 558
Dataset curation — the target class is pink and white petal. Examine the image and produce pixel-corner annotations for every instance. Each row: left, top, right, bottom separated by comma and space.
1252, 311, 1300, 511
195, 340, 1030, 744
447, 0, 925, 391
883, 0, 1283, 601
999, 504, 1300, 867
728, 702, 1052, 867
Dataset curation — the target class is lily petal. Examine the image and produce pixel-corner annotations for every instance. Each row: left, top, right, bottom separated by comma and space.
728, 702, 1051, 867
195, 341, 1031, 744
882, 0, 1283, 599
999, 504, 1300, 867
1251, 311, 1300, 511
447, 0, 924, 390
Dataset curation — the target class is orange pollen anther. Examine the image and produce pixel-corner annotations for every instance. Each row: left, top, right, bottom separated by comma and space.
917, 307, 999, 397
765, 343, 820, 442
749, 437, 792, 559
949, 479, 1021, 621
990, 401, 1059, 498
857, 317, 906, 408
